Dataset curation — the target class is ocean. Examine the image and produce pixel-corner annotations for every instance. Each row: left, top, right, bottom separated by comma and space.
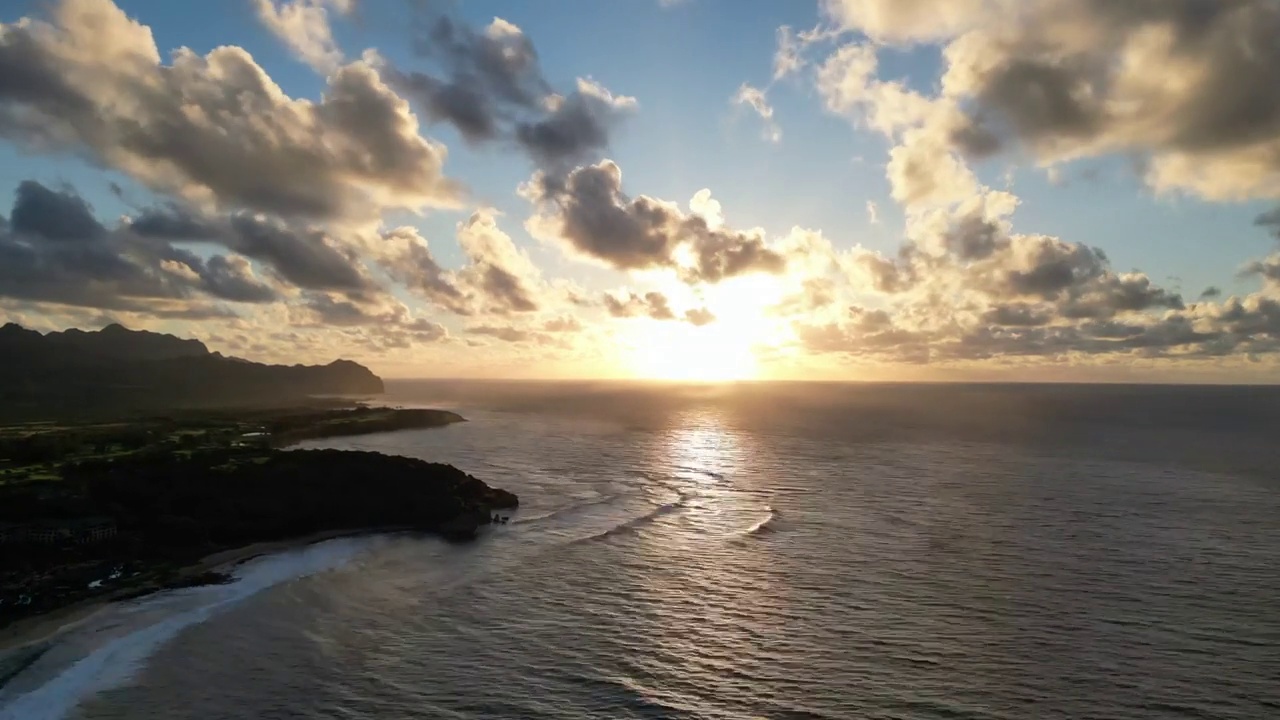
2, 381, 1278, 719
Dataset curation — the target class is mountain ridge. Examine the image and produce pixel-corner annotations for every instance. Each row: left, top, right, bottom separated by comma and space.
0, 323, 384, 418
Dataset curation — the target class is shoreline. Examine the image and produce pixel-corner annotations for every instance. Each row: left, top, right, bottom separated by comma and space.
0, 525, 415, 659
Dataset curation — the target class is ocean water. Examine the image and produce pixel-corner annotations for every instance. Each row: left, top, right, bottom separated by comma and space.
3, 381, 1280, 719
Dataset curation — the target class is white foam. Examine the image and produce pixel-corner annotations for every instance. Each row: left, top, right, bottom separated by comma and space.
0, 536, 376, 720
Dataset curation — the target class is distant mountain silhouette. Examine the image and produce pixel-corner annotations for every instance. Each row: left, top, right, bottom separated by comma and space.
0, 323, 383, 418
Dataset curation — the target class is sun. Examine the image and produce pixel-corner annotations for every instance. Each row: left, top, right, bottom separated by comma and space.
621, 275, 790, 381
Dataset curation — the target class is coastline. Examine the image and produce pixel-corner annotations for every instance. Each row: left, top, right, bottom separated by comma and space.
0, 406, 516, 670
0, 526, 416, 659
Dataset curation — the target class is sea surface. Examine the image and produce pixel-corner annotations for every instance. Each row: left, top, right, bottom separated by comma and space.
3, 381, 1279, 719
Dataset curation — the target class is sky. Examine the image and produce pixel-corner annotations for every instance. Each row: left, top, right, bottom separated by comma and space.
1, 0, 1279, 382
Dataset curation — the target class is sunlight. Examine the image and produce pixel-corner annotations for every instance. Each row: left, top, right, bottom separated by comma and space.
623, 275, 790, 381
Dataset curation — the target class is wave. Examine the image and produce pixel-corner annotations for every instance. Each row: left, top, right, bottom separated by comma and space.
673, 464, 725, 481
0, 537, 377, 720
741, 506, 782, 537
573, 497, 686, 544
511, 493, 621, 525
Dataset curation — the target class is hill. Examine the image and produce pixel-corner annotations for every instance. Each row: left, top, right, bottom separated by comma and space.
0, 323, 384, 418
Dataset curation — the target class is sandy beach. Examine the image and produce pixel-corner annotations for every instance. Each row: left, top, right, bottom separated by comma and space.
0, 526, 414, 659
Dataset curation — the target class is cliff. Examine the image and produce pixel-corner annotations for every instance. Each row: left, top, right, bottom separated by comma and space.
0, 323, 384, 418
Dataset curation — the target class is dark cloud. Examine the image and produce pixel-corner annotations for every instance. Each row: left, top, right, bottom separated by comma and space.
942, 0, 1280, 199
199, 256, 279, 304
1199, 286, 1222, 300
527, 161, 788, 283
384, 11, 633, 172
0, 180, 273, 312
9, 181, 106, 241
983, 303, 1052, 327
302, 293, 390, 327
130, 205, 371, 292
1256, 208, 1280, 238
1240, 253, 1280, 285
0, 0, 457, 220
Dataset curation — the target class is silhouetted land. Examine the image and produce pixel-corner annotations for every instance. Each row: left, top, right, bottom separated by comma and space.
0, 413, 516, 629
0, 323, 384, 420
0, 336, 510, 633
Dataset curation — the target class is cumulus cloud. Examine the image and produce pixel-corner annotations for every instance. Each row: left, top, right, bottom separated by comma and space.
602, 290, 716, 326
0, 0, 458, 221
604, 291, 675, 320
0, 180, 277, 313
732, 83, 781, 143
129, 205, 372, 292
819, 0, 1280, 202
252, 0, 353, 73
381, 11, 635, 174
689, 189, 724, 228
821, 0, 989, 43
524, 160, 787, 283
454, 209, 542, 314
785, 193, 1280, 364
684, 307, 716, 326
380, 210, 545, 317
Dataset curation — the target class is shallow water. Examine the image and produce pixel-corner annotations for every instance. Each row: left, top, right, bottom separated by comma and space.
3, 382, 1279, 718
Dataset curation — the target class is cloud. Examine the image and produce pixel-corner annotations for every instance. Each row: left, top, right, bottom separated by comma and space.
454, 209, 541, 314
783, 193, 1280, 364
602, 290, 715, 326
937, 0, 1280, 200
1241, 253, 1280, 288
689, 189, 724, 228
773, 26, 805, 80
604, 291, 674, 320
0, 180, 278, 313
524, 160, 787, 283
0, 0, 458, 221
866, 200, 880, 225
684, 307, 716, 326
381, 12, 635, 174
199, 256, 280, 304
809, 2, 1280, 204
379, 210, 546, 317
129, 205, 372, 292
732, 83, 781, 143
542, 315, 582, 332
821, 0, 989, 43
252, 0, 352, 73
466, 324, 554, 345
377, 226, 470, 316
1257, 207, 1280, 239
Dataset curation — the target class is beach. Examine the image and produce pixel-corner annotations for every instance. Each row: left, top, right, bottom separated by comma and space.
0, 526, 415, 658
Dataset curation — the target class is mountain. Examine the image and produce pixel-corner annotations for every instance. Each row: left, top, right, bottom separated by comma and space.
0, 323, 383, 418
